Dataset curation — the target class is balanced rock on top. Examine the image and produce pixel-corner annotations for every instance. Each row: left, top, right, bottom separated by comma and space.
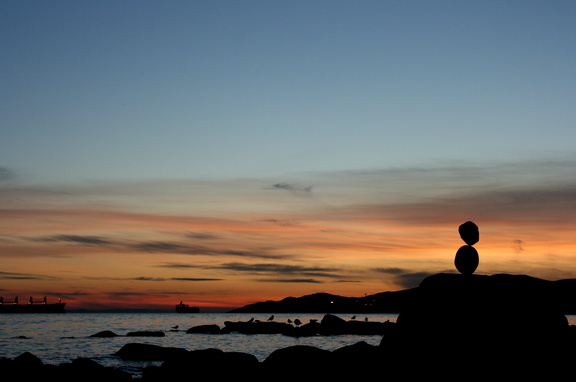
458, 220, 479, 245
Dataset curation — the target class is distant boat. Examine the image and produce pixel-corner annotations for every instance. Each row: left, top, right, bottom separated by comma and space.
0, 296, 66, 313
175, 301, 199, 313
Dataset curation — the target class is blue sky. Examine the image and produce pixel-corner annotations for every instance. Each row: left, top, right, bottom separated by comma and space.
1, 1, 576, 309
2, 0, 576, 183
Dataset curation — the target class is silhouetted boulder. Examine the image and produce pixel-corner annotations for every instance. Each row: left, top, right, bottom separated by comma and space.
125, 330, 165, 337
115, 343, 188, 361
332, 341, 383, 377
262, 345, 333, 378
56, 357, 132, 382
142, 348, 260, 381
7, 352, 45, 381
12, 351, 43, 369
0, 357, 11, 369
384, 273, 572, 378
397, 273, 568, 339
220, 351, 260, 375
285, 321, 322, 337
186, 324, 221, 334
89, 330, 119, 337
222, 320, 294, 334
319, 313, 347, 334
2, 354, 133, 381
159, 348, 223, 377
346, 319, 395, 335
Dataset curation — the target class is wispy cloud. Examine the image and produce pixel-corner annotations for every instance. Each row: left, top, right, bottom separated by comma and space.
334, 182, 576, 228
374, 267, 408, 275
0, 270, 58, 280
258, 218, 300, 226
512, 239, 525, 253
269, 182, 313, 194
32, 235, 115, 246
158, 261, 345, 280
257, 278, 323, 283
186, 232, 220, 240
133, 276, 222, 282
24, 233, 291, 260
129, 241, 287, 259
0, 167, 16, 181
219, 262, 341, 278
86, 275, 222, 282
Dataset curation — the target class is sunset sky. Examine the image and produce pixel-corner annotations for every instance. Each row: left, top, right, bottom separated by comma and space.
2, 1, 576, 311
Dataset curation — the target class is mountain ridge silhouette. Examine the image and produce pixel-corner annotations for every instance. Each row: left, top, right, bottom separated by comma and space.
229, 274, 576, 314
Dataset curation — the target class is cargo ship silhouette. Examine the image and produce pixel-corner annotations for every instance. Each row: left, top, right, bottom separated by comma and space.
175, 301, 199, 313
0, 297, 66, 313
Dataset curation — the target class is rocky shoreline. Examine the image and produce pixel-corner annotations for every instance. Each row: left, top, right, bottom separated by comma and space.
3, 324, 575, 381
4, 273, 576, 380
0, 340, 389, 381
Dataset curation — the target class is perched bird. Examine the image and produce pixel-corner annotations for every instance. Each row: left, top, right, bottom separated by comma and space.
247, 317, 254, 323
268, 315, 274, 321
287, 319, 292, 323
364, 317, 368, 321
171, 325, 179, 329
351, 315, 356, 320
294, 319, 302, 327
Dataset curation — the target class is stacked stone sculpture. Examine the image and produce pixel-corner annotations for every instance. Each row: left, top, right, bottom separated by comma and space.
454, 221, 479, 275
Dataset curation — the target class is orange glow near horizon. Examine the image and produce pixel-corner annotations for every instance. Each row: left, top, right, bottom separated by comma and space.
2, 171, 576, 311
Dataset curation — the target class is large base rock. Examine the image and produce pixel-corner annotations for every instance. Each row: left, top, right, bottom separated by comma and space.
381, 273, 572, 379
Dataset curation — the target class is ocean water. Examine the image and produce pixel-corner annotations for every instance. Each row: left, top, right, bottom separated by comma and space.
0, 312, 399, 376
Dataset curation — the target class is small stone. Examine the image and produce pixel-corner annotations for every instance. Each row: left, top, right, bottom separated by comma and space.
89, 330, 118, 338
126, 330, 165, 337
458, 221, 479, 246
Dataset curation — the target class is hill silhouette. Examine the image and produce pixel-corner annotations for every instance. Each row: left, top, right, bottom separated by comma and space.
229, 275, 576, 314
229, 290, 417, 313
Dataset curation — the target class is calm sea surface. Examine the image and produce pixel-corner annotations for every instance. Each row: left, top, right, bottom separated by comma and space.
2, 313, 575, 377
0, 312, 400, 376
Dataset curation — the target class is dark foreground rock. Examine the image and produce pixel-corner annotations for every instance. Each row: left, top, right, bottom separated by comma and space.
382, 273, 575, 379
115, 343, 188, 361
221, 320, 295, 334
139, 342, 382, 380
89, 330, 164, 338
90, 330, 119, 337
125, 330, 165, 337
185, 324, 221, 334
142, 348, 260, 380
0, 352, 132, 382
